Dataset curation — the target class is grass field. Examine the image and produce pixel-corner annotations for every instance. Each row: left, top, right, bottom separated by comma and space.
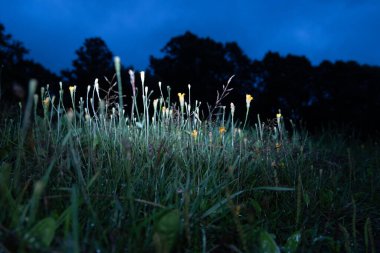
0, 65, 379, 252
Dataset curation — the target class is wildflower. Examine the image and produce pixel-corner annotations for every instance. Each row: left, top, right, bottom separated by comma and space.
94, 78, 100, 97
178, 93, 185, 108
43, 97, 50, 108
153, 99, 159, 111
219, 126, 226, 135
230, 102, 235, 117
243, 94, 253, 129
191, 129, 198, 139
140, 71, 145, 85
246, 94, 253, 108
276, 113, 282, 119
69, 86, 76, 98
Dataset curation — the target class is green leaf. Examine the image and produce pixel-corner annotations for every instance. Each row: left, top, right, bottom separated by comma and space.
252, 186, 294, 192
153, 209, 180, 253
283, 231, 302, 253
28, 217, 56, 247
259, 231, 280, 253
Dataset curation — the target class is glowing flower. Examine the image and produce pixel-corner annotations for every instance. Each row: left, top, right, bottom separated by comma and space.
153, 99, 159, 111
191, 129, 198, 139
230, 102, 235, 117
276, 113, 282, 119
178, 93, 185, 108
69, 86, 76, 98
140, 71, 145, 85
246, 94, 253, 108
219, 126, 226, 135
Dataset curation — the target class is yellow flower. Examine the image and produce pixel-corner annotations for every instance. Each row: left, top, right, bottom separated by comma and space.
191, 129, 198, 139
276, 113, 282, 119
178, 93, 185, 108
219, 126, 226, 135
246, 94, 253, 108
69, 86, 76, 98
43, 97, 50, 107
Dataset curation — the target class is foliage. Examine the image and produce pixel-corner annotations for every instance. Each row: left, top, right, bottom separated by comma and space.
150, 31, 256, 117
0, 24, 59, 106
61, 37, 116, 98
0, 71, 379, 252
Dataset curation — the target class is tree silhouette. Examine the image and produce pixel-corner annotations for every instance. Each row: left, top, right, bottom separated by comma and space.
61, 37, 115, 98
307, 60, 380, 132
251, 52, 314, 121
0, 23, 58, 106
149, 31, 256, 117
1, 24, 379, 134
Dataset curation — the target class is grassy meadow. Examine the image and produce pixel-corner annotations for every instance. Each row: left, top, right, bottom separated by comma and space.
0, 61, 379, 252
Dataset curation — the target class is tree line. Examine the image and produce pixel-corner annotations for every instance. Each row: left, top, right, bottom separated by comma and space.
1, 23, 379, 134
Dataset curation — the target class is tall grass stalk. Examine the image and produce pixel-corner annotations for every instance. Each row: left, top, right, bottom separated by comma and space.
1, 60, 379, 252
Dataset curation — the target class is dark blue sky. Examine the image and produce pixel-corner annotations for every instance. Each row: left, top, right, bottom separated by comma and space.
1, 0, 379, 73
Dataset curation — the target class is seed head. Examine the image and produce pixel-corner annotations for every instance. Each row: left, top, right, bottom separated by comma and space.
153, 99, 159, 111
230, 102, 235, 116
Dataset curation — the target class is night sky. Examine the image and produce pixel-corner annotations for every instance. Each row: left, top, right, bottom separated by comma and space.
1, 0, 379, 74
